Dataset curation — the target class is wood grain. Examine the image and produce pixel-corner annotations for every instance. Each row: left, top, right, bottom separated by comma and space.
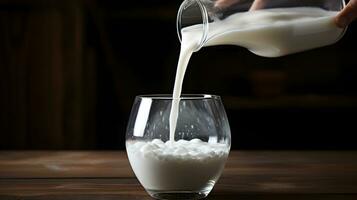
0, 151, 134, 178
0, 151, 357, 199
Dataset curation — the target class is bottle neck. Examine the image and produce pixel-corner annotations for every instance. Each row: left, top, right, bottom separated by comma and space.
177, 0, 209, 52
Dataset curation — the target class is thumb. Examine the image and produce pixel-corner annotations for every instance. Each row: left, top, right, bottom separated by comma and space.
335, 0, 357, 28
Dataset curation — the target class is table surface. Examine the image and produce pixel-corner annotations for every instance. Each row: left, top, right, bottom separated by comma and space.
1, 151, 357, 200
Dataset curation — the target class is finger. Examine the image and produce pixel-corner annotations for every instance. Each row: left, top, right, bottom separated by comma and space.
335, 0, 357, 28
215, 0, 240, 8
249, 0, 268, 11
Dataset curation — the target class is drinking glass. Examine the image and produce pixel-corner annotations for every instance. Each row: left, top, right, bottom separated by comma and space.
126, 94, 231, 199
177, 0, 347, 55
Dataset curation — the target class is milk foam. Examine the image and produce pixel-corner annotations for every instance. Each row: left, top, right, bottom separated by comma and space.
126, 139, 229, 190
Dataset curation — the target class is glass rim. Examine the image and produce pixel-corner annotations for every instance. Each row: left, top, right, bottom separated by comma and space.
136, 94, 221, 100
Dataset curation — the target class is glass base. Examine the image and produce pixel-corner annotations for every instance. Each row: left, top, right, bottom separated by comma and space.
147, 190, 209, 200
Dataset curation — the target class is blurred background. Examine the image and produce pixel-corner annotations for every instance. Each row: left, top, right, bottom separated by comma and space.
1, 0, 356, 150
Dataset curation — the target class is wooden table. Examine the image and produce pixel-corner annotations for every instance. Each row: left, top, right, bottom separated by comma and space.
1, 151, 357, 200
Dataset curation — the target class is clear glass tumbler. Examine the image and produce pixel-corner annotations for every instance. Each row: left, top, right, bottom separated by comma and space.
177, 0, 347, 56
126, 94, 231, 199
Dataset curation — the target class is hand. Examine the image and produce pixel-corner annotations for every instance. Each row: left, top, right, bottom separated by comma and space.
335, 0, 357, 27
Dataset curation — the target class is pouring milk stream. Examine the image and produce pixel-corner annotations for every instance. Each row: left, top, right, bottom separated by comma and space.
169, 7, 345, 142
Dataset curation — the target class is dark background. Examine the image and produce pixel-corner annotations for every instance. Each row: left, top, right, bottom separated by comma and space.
1, 0, 356, 150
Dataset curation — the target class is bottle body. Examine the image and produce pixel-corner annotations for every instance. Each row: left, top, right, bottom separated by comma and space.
177, 0, 346, 57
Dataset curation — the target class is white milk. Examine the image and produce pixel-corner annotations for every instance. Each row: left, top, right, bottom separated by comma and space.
169, 7, 343, 141
169, 39, 195, 142
126, 139, 229, 191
